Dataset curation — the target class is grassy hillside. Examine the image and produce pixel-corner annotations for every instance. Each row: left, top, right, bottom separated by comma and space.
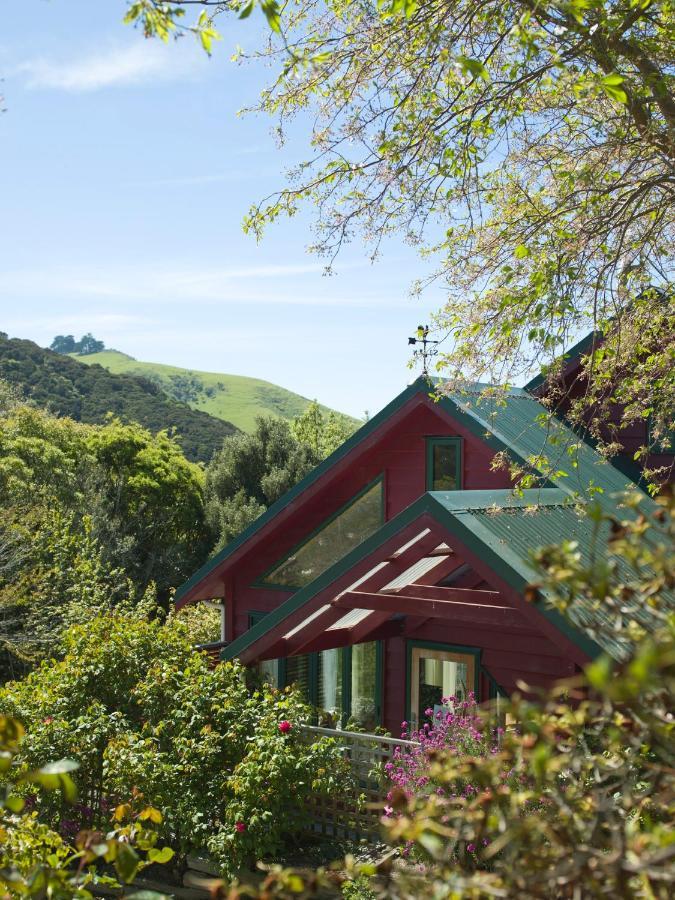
72, 350, 357, 433
0, 337, 238, 464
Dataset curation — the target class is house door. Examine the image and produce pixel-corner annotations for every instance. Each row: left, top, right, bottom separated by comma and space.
409, 645, 476, 729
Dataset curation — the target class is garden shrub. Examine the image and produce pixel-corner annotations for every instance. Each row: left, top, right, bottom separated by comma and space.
0, 714, 173, 895
219, 491, 675, 898
0, 611, 353, 877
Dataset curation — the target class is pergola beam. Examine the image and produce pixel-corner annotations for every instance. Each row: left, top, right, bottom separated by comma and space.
336, 590, 524, 628
386, 583, 503, 605
238, 517, 445, 665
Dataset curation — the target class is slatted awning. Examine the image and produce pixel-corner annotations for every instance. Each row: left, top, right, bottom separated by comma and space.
221, 490, 609, 668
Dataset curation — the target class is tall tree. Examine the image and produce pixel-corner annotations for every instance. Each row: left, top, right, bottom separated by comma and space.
125, 0, 674, 481
205, 416, 319, 549
291, 401, 357, 459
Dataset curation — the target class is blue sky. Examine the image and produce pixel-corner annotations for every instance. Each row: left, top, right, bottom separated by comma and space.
0, 1, 448, 419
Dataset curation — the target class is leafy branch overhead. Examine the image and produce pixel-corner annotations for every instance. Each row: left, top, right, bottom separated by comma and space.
124, 0, 674, 478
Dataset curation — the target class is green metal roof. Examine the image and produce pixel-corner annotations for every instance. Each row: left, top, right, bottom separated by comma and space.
176, 375, 644, 605
443, 389, 642, 508
434, 493, 665, 661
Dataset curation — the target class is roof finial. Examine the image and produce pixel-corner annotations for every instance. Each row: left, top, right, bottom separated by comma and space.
408, 324, 439, 378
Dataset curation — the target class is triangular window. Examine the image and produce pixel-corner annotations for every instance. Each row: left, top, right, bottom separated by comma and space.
259, 477, 384, 589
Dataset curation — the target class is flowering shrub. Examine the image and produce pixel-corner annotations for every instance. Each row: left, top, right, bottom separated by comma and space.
385, 696, 498, 808
0, 714, 173, 895
384, 696, 508, 863
0, 610, 353, 878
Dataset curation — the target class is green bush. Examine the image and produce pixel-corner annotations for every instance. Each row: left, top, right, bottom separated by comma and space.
0, 714, 173, 895
1, 611, 352, 877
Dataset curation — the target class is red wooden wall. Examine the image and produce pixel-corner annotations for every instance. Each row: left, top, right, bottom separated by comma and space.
227, 398, 514, 640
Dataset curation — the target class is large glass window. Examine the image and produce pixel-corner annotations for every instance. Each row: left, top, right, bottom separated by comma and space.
426, 438, 461, 491
409, 645, 476, 729
285, 655, 311, 701
276, 642, 382, 730
350, 642, 379, 731
260, 479, 383, 589
317, 648, 343, 727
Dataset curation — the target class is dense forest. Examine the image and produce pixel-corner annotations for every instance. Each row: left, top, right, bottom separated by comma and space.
0, 378, 354, 682
0, 335, 237, 463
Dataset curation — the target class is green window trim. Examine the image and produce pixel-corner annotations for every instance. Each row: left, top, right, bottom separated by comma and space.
255, 474, 385, 591
426, 437, 463, 492
405, 639, 481, 725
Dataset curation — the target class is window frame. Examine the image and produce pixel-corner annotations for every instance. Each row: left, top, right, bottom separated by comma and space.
406, 639, 481, 725
278, 641, 383, 729
254, 474, 386, 591
425, 437, 463, 492
248, 610, 283, 687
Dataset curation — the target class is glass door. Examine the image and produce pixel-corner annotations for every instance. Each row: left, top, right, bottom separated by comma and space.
409, 645, 476, 729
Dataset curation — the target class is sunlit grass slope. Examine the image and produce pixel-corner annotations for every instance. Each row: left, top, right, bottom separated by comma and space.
73, 351, 357, 433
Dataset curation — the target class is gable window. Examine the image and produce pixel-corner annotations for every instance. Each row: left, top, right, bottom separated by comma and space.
426, 438, 462, 491
259, 477, 384, 589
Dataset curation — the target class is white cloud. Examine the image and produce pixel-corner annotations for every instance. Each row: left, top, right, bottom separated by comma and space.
0, 260, 409, 309
18, 42, 199, 92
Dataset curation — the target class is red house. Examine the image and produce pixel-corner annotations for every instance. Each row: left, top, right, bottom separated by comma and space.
175, 369, 664, 735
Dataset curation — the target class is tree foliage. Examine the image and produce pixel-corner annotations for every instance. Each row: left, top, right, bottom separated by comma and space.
50, 333, 105, 356
124, 0, 674, 472
0, 611, 352, 878
0, 399, 209, 678
205, 415, 319, 549
0, 336, 237, 464
291, 400, 357, 459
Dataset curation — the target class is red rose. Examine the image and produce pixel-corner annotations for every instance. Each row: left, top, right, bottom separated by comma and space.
278, 720, 292, 734
235, 821, 246, 833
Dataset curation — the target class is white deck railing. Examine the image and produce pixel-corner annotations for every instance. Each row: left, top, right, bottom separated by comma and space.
298, 725, 419, 840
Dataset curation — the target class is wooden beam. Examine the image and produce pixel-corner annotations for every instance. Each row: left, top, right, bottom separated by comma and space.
283, 606, 346, 655
238, 515, 443, 665
389, 583, 503, 606
336, 591, 525, 628
413, 554, 463, 586
297, 618, 405, 654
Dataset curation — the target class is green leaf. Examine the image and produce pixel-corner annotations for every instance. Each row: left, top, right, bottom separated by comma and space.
4, 795, 25, 813
261, 0, 281, 34
28, 759, 79, 802
601, 74, 627, 104
147, 847, 175, 864
115, 843, 141, 883
514, 244, 530, 259
457, 56, 489, 81
238, 0, 256, 19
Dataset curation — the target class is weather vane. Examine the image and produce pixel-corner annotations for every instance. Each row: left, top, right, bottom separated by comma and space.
408, 324, 440, 378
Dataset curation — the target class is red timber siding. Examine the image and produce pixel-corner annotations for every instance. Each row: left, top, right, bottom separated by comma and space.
228, 399, 513, 642
381, 623, 578, 736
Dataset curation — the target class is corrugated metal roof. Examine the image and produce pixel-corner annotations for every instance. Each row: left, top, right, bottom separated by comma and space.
447, 391, 639, 507
431, 492, 672, 661
381, 551, 450, 591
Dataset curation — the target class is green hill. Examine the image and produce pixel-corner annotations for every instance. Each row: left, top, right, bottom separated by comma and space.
0, 337, 238, 464
72, 350, 357, 433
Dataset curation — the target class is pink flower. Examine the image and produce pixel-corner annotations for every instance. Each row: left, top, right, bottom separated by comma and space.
467, 843, 476, 853
278, 720, 292, 734
235, 821, 246, 833
43, 716, 54, 725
